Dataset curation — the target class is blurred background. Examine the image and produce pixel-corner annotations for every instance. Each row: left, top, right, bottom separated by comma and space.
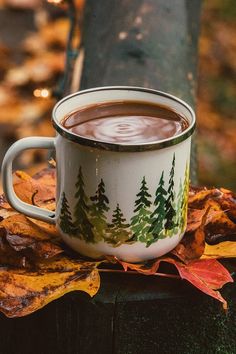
0, 0, 235, 190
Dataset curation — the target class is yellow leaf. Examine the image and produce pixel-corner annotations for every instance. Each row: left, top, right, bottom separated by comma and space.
202, 242, 236, 259
0, 258, 100, 318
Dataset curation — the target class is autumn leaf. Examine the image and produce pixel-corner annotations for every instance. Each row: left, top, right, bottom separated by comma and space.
173, 206, 210, 262
0, 214, 58, 241
5, 53, 65, 85
0, 258, 100, 318
23, 18, 80, 53
118, 257, 233, 309
166, 258, 233, 309
0, 169, 56, 210
0, 168, 235, 316
116, 257, 161, 275
0, 97, 54, 131
202, 242, 236, 259
0, 213, 62, 270
174, 187, 236, 262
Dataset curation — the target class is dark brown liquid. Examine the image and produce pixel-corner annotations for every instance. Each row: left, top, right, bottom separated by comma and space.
62, 101, 189, 144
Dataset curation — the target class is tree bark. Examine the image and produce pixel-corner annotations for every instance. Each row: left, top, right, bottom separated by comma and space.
81, 0, 200, 183
81, 0, 200, 108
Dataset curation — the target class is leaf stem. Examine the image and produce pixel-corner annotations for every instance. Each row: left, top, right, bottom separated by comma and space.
98, 268, 180, 279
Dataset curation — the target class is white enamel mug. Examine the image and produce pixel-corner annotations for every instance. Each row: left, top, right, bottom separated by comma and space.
1, 87, 195, 262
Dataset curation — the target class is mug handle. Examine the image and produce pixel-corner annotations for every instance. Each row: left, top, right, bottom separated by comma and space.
1, 137, 56, 224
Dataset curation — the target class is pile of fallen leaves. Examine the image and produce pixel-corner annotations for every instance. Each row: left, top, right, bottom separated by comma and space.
0, 1, 83, 166
198, 0, 236, 190
0, 167, 235, 317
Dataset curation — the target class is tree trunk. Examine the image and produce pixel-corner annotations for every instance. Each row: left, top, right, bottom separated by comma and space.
81, 0, 200, 183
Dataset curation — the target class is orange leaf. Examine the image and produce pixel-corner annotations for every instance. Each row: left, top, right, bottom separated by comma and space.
0, 169, 56, 210
117, 258, 161, 275
0, 214, 58, 241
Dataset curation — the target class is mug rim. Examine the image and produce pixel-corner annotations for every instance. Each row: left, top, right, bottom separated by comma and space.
52, 86, 196, 152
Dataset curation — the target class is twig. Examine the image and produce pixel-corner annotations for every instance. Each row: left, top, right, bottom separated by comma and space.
53, 0, 79, 98
31, 190, 38, 206
98, 268, 180, 279
70, 48, 84, 92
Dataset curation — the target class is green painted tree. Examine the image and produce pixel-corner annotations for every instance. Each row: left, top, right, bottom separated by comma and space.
180, 162, 190, 232
175, 178, 183, 229
74, 166, 94, 242
148, 171, 167, 245
165, 154, 176, 231
130, 177, 152, 243
90, 178, 109, 241
107, 203, 130, 246
59, 192, 75, 234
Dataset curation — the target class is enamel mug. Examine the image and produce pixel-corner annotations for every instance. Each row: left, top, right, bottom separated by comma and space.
1, 86, 195, 262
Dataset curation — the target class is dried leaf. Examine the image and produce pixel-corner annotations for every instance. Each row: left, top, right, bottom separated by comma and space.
166, 258, 233, 309
202, 242, 236, 259
6, 232, 61, 258
0, 213, 61, 269
176, 187, 236, 261
0, 169, 56, 209
0, 214, 57, 240
5, 53, 65, 85
0, 228, 30, 268
173, 206, 210, 262
0, 258, 100, 318
117, 257, 161, 275
118, 257, 233, 309
5, 0, 41, 9
48, 158, 56, 168
0, 97, 54, 133
23, 19, 73, 52
0, 167, 235, 316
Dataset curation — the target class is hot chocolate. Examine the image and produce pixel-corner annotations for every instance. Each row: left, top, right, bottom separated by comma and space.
61, 101, 189, 144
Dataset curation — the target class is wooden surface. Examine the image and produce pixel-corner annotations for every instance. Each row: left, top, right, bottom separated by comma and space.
0, 273, 236, 354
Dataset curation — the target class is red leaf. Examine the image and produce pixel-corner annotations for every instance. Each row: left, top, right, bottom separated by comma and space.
117, 257, 233, 309
163, 258, 233, 309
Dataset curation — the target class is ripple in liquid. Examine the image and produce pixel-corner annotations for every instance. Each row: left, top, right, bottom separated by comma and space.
73, 116, 183, 143
62, 101, 188, 144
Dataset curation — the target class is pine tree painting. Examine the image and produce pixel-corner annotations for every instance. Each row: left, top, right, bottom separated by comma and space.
59, 192, 75, 234
180, 162, 190, 232
130, 177, 152, 244
175, 178, 183, 229
74, 166, 94, 243
148, 171, 167, 245
164, 154, 176, 232
90, 178, 109, 241
107, 203, 130, 246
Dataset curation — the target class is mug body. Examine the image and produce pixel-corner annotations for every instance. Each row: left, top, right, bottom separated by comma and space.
53, 87, 195, 262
